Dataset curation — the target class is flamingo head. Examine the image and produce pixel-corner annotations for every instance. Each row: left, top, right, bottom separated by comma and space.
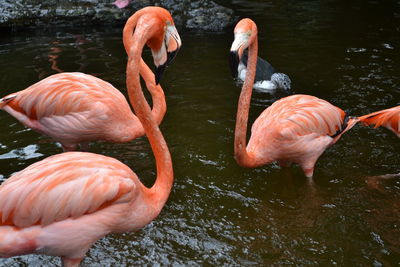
229, 18, 257, 78
141, 7, 182, 85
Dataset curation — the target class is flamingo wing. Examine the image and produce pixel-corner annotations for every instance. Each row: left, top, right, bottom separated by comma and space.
359, 106, 400, 137
1, 73, 130, 135
0, 152, 137, 228
2, 73, 125, 118
0, 72, 137, 146
254, 95, 346, 137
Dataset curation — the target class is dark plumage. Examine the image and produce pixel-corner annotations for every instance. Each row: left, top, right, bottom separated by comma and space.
233, 49, 292, 92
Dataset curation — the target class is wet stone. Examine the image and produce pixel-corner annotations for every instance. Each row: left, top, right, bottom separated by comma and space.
0, 0, 235, 31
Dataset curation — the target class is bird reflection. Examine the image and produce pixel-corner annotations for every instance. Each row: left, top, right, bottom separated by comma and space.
48, 44, 63, 73
36, 41, 64, 79
35, 35, 92, 80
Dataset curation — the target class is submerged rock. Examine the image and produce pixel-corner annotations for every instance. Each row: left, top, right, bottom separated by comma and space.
0, 0, 235, 31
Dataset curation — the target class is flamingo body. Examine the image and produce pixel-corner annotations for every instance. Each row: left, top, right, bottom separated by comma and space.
246, 94, 356, 176
0, 152, 152, 259
1, 72, 142, 150
359, 106, 400, 137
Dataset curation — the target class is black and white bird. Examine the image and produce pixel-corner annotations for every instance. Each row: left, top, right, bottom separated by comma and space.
230, 49, 291, 92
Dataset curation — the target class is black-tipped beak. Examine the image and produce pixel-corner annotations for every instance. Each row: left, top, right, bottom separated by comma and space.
229, 50, 239, 78
155, 63, 166, 85
154, 49, 179, 85
167, 49, 179, 66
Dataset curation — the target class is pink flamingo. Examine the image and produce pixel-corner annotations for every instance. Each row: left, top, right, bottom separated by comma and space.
0, 9, 181, 151
0, 6, 180, 266
230, 18, 359, 180
359, 105, 400, 138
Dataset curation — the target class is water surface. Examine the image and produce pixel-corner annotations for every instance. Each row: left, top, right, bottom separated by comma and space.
0, 0, 399, 265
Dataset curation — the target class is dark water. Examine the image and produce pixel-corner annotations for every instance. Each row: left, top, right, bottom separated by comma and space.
1, 0, 400, 265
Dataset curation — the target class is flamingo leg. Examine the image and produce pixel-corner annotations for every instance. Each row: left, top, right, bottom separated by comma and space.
305, 172, 317, 190
297, 162, 316, 193
303, 167, 315, 184
299, 154, 322, 183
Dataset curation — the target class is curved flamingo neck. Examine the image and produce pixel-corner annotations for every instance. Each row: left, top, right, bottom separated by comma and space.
123, 10, 166, 128
122, 8, 144, 53
234, 33, 259, 168
126, 19, 173, 213
139, 59, 166, 126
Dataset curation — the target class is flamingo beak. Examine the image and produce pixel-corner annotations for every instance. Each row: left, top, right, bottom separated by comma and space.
154, 24, 181, 85
229, 50, 240, 78
229, 32, 248, 78
155, 62, 167, 85
155, 49, 179, 85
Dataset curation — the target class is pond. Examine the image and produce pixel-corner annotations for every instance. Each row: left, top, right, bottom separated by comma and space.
0, 0, 399, 265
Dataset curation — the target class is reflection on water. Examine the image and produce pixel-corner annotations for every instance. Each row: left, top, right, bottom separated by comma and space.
0, 0, 399, 265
